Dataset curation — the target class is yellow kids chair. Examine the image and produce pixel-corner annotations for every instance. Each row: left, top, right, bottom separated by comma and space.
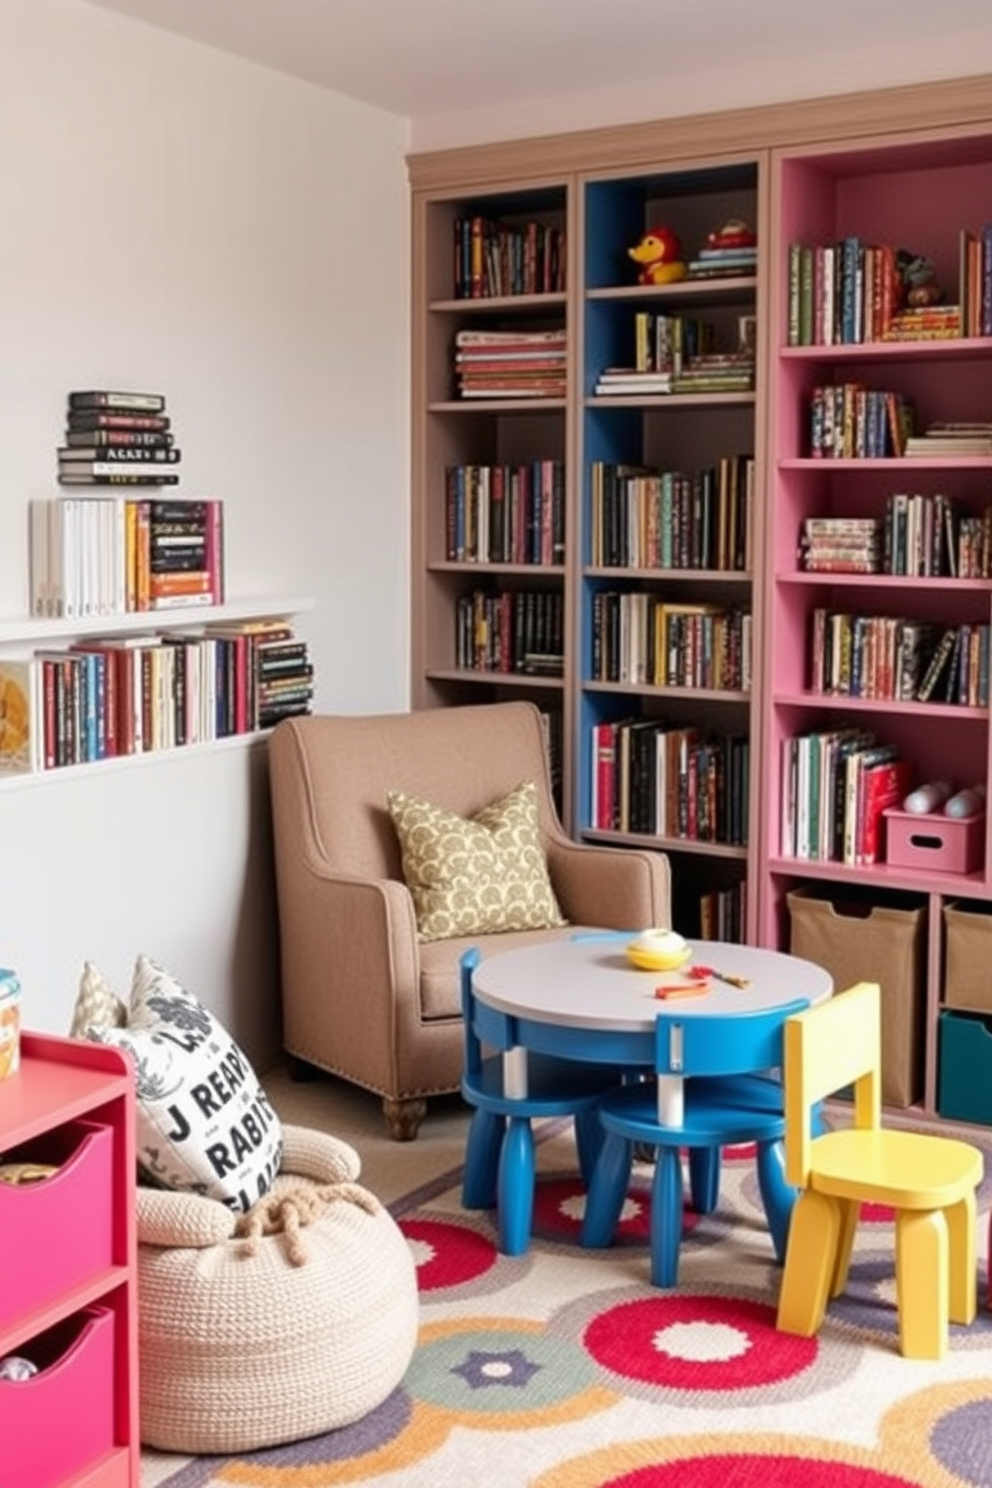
776, 981, 983, 1360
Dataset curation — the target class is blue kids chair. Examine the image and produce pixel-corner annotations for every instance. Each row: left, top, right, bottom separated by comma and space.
459, 947, 624, 1256
580, 997, 808, 1286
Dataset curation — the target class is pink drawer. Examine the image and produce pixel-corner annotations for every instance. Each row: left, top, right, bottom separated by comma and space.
0, 1121, 115, 1330
2, 1305, 116, 1487
884, 808, 985, 876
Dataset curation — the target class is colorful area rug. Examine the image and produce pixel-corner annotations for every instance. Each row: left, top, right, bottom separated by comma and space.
151, 1123, 992, 1488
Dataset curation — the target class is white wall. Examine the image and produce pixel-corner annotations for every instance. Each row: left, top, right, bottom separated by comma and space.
0, 0, 411, 1065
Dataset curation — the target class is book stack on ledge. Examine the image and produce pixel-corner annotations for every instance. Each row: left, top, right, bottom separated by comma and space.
0, 617, 313, 774
58, 390, 179, 486
903, 422, 992, 458
454, 329, 567, 399
29, 496, 225, 618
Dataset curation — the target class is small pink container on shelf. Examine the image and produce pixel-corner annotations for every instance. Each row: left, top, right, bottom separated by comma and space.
884, 808, 985, 876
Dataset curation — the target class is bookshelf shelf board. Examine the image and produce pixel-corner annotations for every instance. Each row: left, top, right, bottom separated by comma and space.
587, 277, 757, 305
583, 681, 750, 705
582, 828, 749, 861
777, 572, 992, 591
779, 337, 992, 363
428, 398, 568, 414
429, 561, 566, 577
767, 854, 988, 897
585, 565, 752, 584
425, 667, 565, 690
0, 729, 275, 795
779, 457, 992, 472
0, 594, 314, 647
430, 292, 568, 314
586, 393, 755, 411
774, 690, 988, 721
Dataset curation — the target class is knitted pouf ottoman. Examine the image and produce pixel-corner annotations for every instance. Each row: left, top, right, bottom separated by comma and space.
135, 1124, 419, 1454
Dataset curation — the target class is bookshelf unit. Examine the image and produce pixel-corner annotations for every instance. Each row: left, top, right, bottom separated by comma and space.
411, 180, 572, 813
0, 1032, 138, 1488
577, 158, 766, 941
409, 71, 992, 1121
761, 122, 992, 1116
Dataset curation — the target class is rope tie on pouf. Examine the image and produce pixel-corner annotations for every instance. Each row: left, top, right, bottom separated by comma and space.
235, 1180, 382, 1264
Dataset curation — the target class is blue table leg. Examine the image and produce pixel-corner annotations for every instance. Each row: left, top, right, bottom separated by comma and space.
462, 1109, 505, 1209
651, 1145, 685, 1287
574, 1107, 605, 1186
497, 1113, 536, 1256
755, 1137, 797, 1263
581, 1131, 633, 1247
688, 1145, 721, 1213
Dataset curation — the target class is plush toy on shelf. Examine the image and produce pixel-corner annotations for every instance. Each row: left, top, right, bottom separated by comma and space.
628, 225, 687, 285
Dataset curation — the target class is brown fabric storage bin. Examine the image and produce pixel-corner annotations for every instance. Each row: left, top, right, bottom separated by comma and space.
944, 900, 992, 1014
787, 887, 926, 1107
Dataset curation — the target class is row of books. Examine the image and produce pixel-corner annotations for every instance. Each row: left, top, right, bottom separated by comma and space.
590, 719, 750, 845
29, 497, 225, 619
698, 880, 747, 944
800, 497, 992, 578
453, 328, 567, 399
453, 588, 563, 676
57, 390, 180, 487
810, 608, 992, 706
808, 383, 913, 459
444, 460, 565, 566
0, 620, 312, 774
590, 456, 754, 571
780, 728, 910, 866
591, 592, 752, 692
593, 351, 756, 397
784, 235, 989, 347
453, 215, 566, 299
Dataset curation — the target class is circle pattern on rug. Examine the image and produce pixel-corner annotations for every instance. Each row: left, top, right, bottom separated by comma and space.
925, 1395, 992, 1484
400, 1217, 499, 1291
405, 1321, 608, 1421
596, 1453, 919, 1487
582, 1294, 817, 1394
531, 1177, 704, 1247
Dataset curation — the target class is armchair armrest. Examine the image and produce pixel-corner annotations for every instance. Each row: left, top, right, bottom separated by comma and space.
546, 837, 671, 931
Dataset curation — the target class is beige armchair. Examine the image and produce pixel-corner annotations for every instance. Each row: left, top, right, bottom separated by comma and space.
268, 701, 671, 1140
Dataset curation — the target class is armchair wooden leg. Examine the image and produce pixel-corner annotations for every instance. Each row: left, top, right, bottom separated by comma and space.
382, 1096, 428, 1141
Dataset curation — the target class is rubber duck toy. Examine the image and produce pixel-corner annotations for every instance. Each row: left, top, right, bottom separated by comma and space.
628, 225, 687, 286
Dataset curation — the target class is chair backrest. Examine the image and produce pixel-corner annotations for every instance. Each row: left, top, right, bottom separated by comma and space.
653, 997, 808, 1077
782, 981, 882, 1187
269, 701, 561, 881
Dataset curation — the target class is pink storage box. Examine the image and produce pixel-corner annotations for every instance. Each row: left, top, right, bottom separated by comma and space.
884, 808, 985, 876
0, 1120, 115, 1332
2, 1305, 116, 1488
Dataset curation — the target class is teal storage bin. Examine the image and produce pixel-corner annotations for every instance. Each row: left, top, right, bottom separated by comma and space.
938, 1009, 992, 1126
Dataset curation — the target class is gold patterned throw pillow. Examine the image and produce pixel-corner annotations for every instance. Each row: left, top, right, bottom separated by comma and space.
387, 780, 567, 943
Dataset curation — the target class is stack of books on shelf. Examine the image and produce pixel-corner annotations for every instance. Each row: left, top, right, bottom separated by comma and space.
590, 718, 749, 845
594, 312, 754, 396
444, 460, 565, 565
671, 350, 755, 394
808, 385, 913, 458
57, 391, 180, 486
594, 368, 674, 396
809, 607, 990, 705
685, 234, 758, 280
903, 422, 992, 458
882, 304, 961, 341
454, 329, 567, 399
800, 516, 882, 574
453, 215, 566, 299
0, 617, 312, 774
454, 588, 563, 676
780, 727, 910, 867
29, 496, 225, 619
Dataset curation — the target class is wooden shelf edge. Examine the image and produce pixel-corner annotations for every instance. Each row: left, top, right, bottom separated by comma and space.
0, 594, 314, 647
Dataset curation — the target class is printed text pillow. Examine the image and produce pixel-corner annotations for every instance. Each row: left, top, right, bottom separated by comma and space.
387, 779, 567, 943
86, 955, 283, 1213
